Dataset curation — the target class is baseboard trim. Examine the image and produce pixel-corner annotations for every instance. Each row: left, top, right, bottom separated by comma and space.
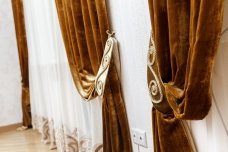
0, 123, 22, 133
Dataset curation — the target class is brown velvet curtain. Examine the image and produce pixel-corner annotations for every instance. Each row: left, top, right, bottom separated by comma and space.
148, 0, 224, 151
55, 0, 132, 151
12, 0, 31, 127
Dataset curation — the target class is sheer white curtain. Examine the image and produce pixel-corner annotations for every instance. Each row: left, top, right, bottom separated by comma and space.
189, 1, 228, 151
23, 0, 103, 151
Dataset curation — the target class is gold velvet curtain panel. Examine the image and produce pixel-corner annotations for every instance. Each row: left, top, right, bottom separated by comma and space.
12, 0, 31, 127
55, 0, 132, 151
147, 0, 224, 151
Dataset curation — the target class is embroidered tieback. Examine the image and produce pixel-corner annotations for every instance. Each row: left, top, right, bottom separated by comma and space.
95, 30, 117, 96
147, 33, 172, 114
147, 37, 163, 103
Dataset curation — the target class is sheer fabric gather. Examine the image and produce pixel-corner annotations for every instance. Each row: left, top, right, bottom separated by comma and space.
23, 0, 103, 151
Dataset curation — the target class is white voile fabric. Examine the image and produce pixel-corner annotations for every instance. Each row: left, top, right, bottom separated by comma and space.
189, 1, 228, 151
23, 0, 103, 151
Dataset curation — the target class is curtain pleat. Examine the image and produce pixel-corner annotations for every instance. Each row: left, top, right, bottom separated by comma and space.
148, 0, 224, 151
11, 0, 31, 127
55, 0, 132, 151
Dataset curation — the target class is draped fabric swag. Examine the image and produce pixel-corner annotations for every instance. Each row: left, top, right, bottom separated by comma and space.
147, 0, 224, 151
54, 0, 132, 151
11, 0, 31, 128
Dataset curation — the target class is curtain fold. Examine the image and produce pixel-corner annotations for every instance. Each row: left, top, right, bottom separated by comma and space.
11, 0, 31, 127
147, 0, 224, 151
55, 0, 132, 151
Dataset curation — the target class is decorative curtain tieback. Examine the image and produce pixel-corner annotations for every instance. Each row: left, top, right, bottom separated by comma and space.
147, 33, 173, 114
95, 30, 118, 97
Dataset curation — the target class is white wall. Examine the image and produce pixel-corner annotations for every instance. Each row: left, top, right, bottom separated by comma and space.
107, 1, 153, 151
0, 0, 22, 126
